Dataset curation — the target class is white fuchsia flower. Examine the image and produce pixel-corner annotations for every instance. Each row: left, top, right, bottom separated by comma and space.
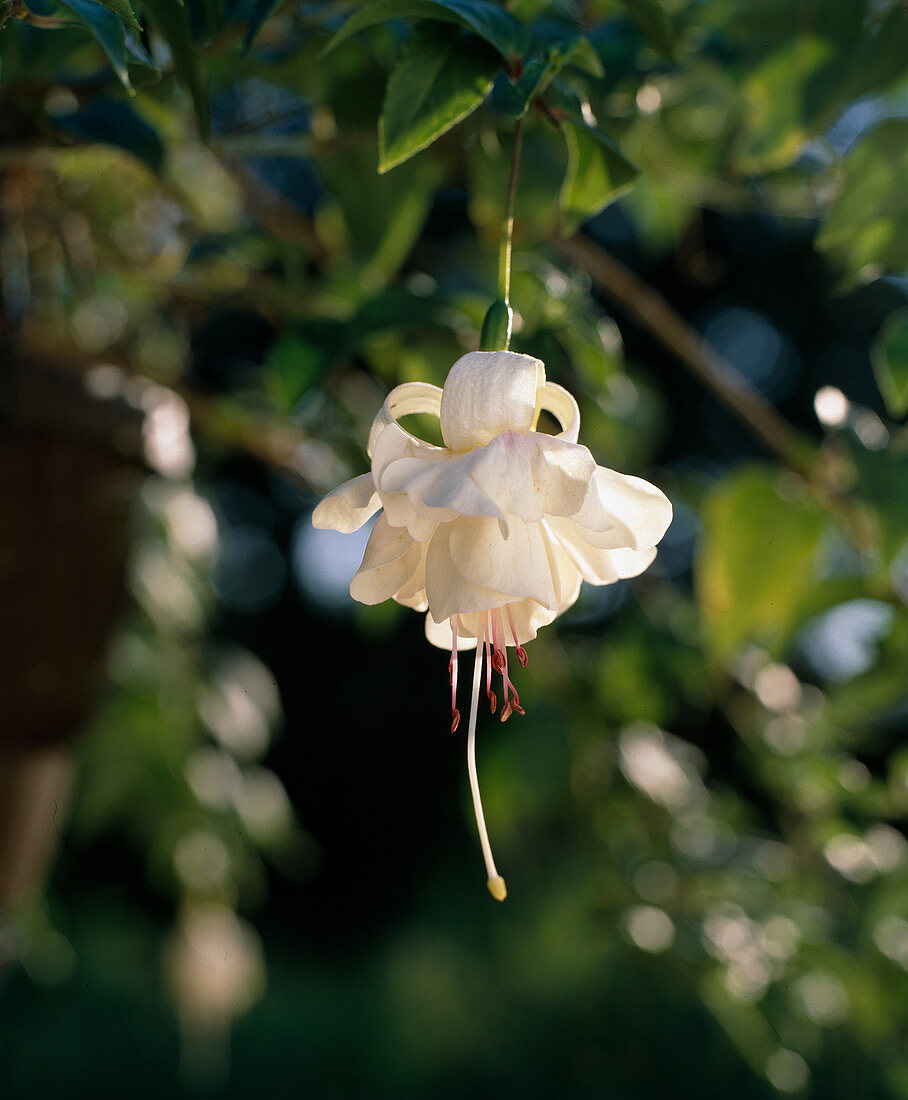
313, 349, 672, 899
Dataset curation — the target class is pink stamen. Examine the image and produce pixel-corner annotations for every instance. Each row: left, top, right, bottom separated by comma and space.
483, 611, 497, 714
449, 615, 461, 733
505, 604, 528, 667
491, 608, 524, 722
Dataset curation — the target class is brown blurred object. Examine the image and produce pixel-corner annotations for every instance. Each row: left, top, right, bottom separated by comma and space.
0, 347, 150, 912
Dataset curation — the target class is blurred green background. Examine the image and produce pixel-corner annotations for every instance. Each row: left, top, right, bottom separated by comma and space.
1, 0, 907, 1096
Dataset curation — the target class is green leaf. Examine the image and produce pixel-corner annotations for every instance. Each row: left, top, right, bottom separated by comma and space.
494, 37, 602, 119
320, 0, 528, 63
265, 327, 341, 412
56, 0, 133, 89
817, 120, 908, 285
95, 0, 141, 34
559, 119, 638, 234
872, 309, 908, 421
378, 22, 499, 172
847, 437, 908, 567
696, 465, 829, 659
143, 0, 210, 139
618, 0, 674, 58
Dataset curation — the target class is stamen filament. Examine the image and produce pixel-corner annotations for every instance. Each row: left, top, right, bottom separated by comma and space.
467, 642, 507, 902
449, 615, 460, 733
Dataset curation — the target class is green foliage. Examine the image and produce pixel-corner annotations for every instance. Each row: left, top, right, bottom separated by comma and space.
559, 118, 639, 234
696, 466, 830, 660
872, 309, 908, 421
320, 0, 529, 63
817, 119, 908, 284
55, 0, 135, 89
378, 21, 500, 172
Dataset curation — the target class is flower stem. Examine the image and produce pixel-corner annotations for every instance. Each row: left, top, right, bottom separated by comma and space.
467, 643, 507, 901
497, 117, 524, 312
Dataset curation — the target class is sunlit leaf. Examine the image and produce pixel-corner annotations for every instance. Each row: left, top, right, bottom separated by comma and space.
816, 119, 908, 285
559, 119, 638, 235
696, 465, 829, 659
378, 22, 499, 173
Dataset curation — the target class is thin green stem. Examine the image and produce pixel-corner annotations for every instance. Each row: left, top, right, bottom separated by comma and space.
498, 117, 524, 307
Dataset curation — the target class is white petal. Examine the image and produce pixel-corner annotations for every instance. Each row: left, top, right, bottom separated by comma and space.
548, 518, 658, 585
367, 382, 443, 459
311, 472, 379, 533
448, 517, 559, 609
567, 467, 673, 550
349, 516, 422, 605
425, 524, 512, 623
466, 432, 595, 521
593, 468, 672, 549
440, 350, 544, 453
538, 381, 580, 443
424, 614, 478, 651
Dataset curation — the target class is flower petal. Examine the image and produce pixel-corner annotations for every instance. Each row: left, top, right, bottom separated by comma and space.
440, 350, 543, 453
568, 467, 673, 550
367, 382, 443, 459
466, 431, 595, 521
425, 523, 514, 623
447, 516, 559, 610
424, 614, 478, 651
538, 381, 580, 443
349, 516, 423, 605
312, 472, 379, 533
547, 516, 658, 584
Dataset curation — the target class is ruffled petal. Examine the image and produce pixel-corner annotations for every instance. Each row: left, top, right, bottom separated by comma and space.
349, 516, 422, 605
311, 472, 379, 533
566, 467, 673, 550
466, 431, 595, 521
538, 381, 580, 443
448, 517, 559, 610
425, 524, 514, 623
440, 350, 543, 453
547, 516, 659, 584
367, 381, 443, 459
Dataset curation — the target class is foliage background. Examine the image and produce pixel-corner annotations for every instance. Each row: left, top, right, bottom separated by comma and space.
1, 0, 907, 1096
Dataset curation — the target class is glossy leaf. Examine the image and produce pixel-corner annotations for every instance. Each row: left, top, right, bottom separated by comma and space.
320, 0, 528, 63
95, 0, 141, 34
559, 119, 638, 235
56, 0, 133, 89
378, 22, 499, 173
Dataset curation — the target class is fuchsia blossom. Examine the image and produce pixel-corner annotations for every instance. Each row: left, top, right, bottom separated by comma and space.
313, 350, 672, 899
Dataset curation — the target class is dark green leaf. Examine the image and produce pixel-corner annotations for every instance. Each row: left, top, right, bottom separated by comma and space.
872, 309, 908, 421
94, 0, 141, 34
817, 120, 908, 285
848, 437, 908, 567
618, 0, 674, 58
696, 465, 829, 659
320, 0, 528, 63
53, 99, 164, 172
378, 22, 499, 172
265, 327, 341, 412
143, 0, 210, 139
559, 119, 638, 234
56, 0, 133, 89
494, 36, 602, 119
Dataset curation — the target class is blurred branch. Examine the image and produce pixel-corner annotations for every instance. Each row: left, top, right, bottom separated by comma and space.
558, 234, 816, 480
